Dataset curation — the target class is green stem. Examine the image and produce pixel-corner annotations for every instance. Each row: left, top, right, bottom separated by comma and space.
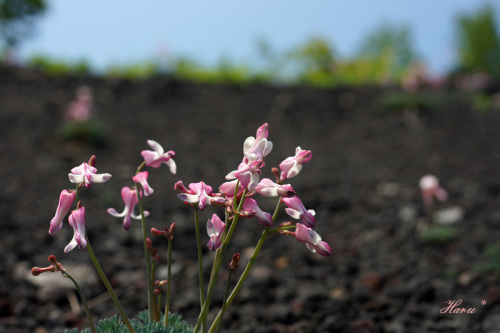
214, 269, 233, 333
86, 235, 136, 333
208, 198, 282, 332
62, 271, 97, 333
135, 185, 155, 321
208, 227, 270, 333
193, 189, 247, 333
151, 262, 160, 321
193, 205, 206, 333
164, 237, 172, 327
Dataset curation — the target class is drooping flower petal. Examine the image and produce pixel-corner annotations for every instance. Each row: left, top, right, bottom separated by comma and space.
279, 147, 312, 181
141, 140, 176, 173
132, 171, 154, 196
64, 207, 87, 253
283, 196, 316, 228
206, 214, 225, 251
295, 223, 332, 257
49, 189, 76, 236
175, 181, 226, 210
107, 187, 150, 230
255, 178, 295, 197
242, 198, 273, 226
68, 162, 111, 188
219, 179, 245, 199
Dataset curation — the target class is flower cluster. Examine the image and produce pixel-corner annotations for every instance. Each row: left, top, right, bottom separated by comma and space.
175, 123, 332, 256
48, 156, 111, 253
38, 124, 331, 333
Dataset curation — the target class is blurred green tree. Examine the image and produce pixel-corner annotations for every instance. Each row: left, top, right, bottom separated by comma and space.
288, 36, 336, 86
455, 4, 500, 76
355, 23, 417, 82
0, 0, 47, 54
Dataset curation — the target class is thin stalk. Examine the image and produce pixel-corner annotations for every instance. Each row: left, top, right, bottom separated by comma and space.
193, 189, 247, 333
214, 269, 233, 333
62, 271, 97, 333
208, 227, 270, 333
151, 261, 160, 321
135, 186, 155, 321
192, 205, 206, 333
208, 199, 282, 332
164, 237, 172, 327
204, 212, 228, 308
86, 235, 136, 333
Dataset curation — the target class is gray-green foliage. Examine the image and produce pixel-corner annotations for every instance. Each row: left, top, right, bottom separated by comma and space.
65, 311, 193, 333
419, 226, 458, 244
476, 245, 500, 273
455, 4, 500, 76
56, 120, 107, 147
0, 0, 47, 48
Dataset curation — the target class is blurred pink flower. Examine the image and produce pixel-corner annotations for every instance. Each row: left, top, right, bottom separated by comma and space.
64, 86, 93, 122
132, 171, 154, 196
141, 140, 176, 173
207, 214, 225, 251
419, 175, 448, 207
107, 187, 150, 231
64, 207, 87, 253
283, 196, 315, 228
295, 223, 331, 257
48, 189, 76, 236
279, 147, 312, 181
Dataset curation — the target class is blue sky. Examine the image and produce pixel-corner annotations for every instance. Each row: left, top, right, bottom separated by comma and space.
20, 0, 499, 75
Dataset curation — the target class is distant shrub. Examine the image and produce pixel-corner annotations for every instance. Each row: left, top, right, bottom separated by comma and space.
0, 0, 47, 52
105, 61, 158, 80
27, 54, 91, 76
455, 4, 500, 76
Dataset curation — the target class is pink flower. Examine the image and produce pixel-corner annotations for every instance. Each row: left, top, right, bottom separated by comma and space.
279, 147, 312, 180
207, 214, 225, 251
283, 196, 315, 228
68, 162, 111, 188
242, 198, 273, 226
49, 189, 76, 236
255, 178, 295, 197
295, 223, 331, 257
107, 187, 150, 231
242, 123, 273, 163
219, 179, 245, 199
225, 160, 263, 192
64, 207, 87, 253
175, 181, 226, 210
132, 171, 154, 196
141, 140, 176, 173
419, 175, 448, 207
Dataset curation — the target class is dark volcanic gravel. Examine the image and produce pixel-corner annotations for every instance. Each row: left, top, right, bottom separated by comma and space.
1, 66, 500, 332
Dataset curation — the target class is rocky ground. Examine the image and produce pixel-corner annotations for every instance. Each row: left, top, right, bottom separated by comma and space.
1, 66, 500, 332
